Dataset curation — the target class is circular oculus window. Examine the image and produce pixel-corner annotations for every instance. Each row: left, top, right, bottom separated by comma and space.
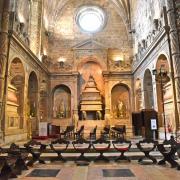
76, 6, 106, 33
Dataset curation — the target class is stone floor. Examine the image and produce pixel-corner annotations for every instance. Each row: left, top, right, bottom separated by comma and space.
14, 161, 180, 180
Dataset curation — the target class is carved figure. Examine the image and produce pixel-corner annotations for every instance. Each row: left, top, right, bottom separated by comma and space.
96, 110, 102, 120
73, 110, 79, 128
58, 99, 65, 118
117, 100, 126, 118
82, 111, 87, 120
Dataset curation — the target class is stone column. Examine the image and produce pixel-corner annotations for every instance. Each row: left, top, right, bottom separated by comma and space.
0, 0, 10, 141
72, 72, 79, 126
103, 75, 111, 125
165, 0, 180, 133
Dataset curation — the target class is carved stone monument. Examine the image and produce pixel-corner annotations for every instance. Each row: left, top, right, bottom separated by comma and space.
80, 75, 103, 120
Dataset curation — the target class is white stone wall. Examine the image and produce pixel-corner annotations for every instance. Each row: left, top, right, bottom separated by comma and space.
132, 0, 166, 54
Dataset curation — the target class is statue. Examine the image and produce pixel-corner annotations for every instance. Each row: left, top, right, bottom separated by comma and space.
58, 99, 65, 118
117, 100, 126, 118
82, 111, 87, 120
73, 110, 79, 129
96, 111, 102, 120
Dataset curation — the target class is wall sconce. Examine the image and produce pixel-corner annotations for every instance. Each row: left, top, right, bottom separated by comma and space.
113, 55, 124, 67
58, 57, 66, 68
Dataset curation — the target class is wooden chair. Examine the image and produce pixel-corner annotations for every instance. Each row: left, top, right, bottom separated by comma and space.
101, 125, 110, 139
157, 136, 179, 169
72, 137, 91, 162
0, 146, 16, 180
90, 126, 97, 140
112, 138, 131, 162
50, 138, 70, 162
60, 125, 74, 139
111, 125, 126, 139
136, 139, 157, 164
92, 137, 111, 162
24, 140, 46, 166
8, 143, 28, 175
74, 125, 84, 140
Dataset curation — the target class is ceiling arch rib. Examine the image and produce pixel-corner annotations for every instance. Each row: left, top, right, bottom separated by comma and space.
44, 0, 131, 32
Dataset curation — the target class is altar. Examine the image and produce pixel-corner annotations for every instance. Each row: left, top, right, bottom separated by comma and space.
80, 75, 103, 120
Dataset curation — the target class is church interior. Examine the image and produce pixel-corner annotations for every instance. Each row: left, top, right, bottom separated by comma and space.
0, 0, 180, 179
0, 0, 180, 143
0, 0, 179, 143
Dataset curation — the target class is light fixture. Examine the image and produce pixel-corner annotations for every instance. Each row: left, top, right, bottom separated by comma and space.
113, 55, 124, 67
58, 57, 66, 68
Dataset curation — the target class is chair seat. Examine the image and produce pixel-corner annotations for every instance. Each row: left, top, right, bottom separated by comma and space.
116, 147, 129, 151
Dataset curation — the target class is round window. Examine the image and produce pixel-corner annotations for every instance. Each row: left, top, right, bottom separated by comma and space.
76, 6, 106, 33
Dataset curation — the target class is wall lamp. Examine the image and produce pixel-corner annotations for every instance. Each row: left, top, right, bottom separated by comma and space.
58, 57, 66, 68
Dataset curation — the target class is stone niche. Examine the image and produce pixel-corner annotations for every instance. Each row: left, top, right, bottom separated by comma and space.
53, 85, 71, 119
7, 84, 19, 128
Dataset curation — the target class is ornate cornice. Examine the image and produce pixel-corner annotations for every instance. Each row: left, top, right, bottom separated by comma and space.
132, 29, 166, 74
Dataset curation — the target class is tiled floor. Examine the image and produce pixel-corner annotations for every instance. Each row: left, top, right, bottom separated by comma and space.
15, 161, 180, 180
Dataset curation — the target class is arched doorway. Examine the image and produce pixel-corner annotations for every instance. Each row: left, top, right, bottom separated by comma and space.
28, 71, 38, 136
111, 84, 130, 121
155, 55, 171, 132
52, 85, 71, 119
135, 78, 142, 111
143, 69, 154, 109
8, 58, 25, 128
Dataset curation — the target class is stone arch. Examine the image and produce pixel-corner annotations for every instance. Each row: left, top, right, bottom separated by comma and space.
111, 83, 130, 119
77, 56, 107, 71
52, 84, 71, 119
8, 58, 25, 128
155, 54, 171, 129
28, 71, 38, 136
143, 69, 154, 109
78, 60, 105, 98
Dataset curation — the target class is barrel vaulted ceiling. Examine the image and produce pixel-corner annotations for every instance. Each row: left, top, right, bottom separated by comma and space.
44, 0, 131, 32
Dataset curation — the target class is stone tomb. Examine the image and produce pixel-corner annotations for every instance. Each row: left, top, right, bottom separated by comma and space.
80, 75, 103, 120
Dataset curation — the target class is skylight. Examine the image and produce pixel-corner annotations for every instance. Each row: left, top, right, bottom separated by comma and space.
76, 6, 106, 33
